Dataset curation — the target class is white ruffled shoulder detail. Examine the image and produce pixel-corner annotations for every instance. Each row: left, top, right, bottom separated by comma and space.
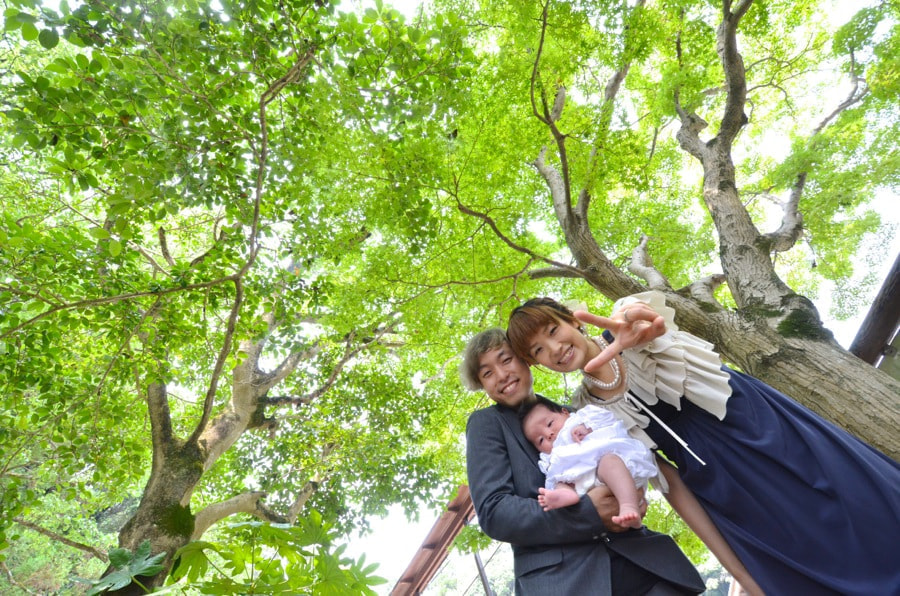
612, 291, 732, 420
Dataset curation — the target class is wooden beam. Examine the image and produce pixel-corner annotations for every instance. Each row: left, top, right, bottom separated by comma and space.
391, 486, 474, 596
849, 252, 900, 367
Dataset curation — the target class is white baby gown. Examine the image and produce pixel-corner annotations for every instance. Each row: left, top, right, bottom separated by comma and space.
539, 404, 658, 495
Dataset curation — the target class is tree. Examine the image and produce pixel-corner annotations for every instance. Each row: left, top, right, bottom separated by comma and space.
1, 0, 474, 590
431, 0, 899, 454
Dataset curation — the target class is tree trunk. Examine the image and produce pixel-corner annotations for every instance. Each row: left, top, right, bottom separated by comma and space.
106, 444, 203, 594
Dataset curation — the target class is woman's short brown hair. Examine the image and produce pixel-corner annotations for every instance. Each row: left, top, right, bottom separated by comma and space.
507, 297, 580, 365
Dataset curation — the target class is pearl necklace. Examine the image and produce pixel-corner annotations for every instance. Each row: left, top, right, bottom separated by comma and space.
581, 336, 622, 391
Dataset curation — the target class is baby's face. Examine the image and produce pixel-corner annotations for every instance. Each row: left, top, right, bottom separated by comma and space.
523, 404, 569, 454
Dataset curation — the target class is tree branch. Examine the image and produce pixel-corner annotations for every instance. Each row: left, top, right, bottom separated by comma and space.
147, 382, 175, 454
529, 1, 552, 127
628, 235, 672, 290
673, 20, 709, 160
763, 175, 805, 253
1, 562, 37, 595
14, 518, 108, 562
158, 227, 176, 267
286, 443, 337, 523
191, 492, 288, 540
188, 277, 244, 446
679, 273, 728, 305
715, 0, 753, 144
262, 395, 313, 407
455, 198, 584, 278
256, 345, 317, 394
528, 267, 585, 280
532, 147, 572, 228
0, 275, 238, 341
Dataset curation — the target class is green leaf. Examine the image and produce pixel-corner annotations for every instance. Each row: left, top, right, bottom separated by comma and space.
21, 21, 39, 41
84, 540, 166, 595
89, 227, 110, 240
108, 239, 123, 257
39, 28, 60, 49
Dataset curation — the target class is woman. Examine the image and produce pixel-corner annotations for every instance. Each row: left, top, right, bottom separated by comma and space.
507, 291, 900, 595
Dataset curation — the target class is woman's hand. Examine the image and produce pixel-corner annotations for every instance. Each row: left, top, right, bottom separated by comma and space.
574, 304, 666, 376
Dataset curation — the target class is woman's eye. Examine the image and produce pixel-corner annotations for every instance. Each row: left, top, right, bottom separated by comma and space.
549, 325, 557, 336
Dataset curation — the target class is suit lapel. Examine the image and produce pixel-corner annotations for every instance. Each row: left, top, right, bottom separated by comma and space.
496, 405, 539, 460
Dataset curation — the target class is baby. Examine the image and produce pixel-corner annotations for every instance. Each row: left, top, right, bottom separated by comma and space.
521, 397, 658, 528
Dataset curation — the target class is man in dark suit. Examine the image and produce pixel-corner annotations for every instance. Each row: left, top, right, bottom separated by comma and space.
461, 328, 704, 595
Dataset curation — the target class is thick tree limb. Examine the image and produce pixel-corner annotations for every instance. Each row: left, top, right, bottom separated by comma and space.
528, 267, 585, 280
716, 0, 753, 144
191, 492, 288, 540
764, 175, 805, 253
158, 227, 176, 267
628, 235, 671, 290
262, 395, 313, 407
679, 274, 728, 305
14, 517, 108, 562
533, 147, 572, 227
257, 346, 316, 394
147, 382, 175, 451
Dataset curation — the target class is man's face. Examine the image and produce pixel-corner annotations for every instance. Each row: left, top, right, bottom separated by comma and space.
477, 344, 534, 408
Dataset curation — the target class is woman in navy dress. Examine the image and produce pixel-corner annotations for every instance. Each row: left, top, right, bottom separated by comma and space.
509, 292, 900, 595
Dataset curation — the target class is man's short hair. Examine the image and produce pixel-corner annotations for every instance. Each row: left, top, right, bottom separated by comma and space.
459, 327, 509, 391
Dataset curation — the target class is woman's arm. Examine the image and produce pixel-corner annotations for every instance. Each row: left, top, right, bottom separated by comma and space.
657, 457, 765, 596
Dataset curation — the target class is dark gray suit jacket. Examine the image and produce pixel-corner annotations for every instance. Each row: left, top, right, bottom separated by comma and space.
466, 402, 704, 595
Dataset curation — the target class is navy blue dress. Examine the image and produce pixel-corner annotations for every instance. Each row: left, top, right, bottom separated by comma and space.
642, 368, 900, 595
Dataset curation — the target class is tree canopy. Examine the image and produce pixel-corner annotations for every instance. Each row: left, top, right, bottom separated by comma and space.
1, 0, 897, 591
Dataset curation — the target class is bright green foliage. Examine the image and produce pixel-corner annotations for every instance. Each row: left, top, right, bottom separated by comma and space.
170, 517, 386, 595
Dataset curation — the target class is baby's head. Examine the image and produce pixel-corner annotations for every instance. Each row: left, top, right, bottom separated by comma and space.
507, 297, 581, 365
520, 397, 570, 454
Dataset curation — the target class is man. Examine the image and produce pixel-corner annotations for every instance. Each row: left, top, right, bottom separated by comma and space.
461, 327, 704, 595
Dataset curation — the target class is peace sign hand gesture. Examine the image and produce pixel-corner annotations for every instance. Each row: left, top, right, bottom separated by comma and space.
574, 303, 666, 377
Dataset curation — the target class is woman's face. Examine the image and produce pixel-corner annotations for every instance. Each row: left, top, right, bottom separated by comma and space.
525, 319, 593, 373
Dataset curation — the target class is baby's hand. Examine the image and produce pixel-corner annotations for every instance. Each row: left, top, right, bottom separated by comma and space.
571, 423, 592, 443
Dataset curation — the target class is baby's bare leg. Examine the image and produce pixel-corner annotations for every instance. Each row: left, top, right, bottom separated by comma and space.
597, 454, 643, 529
537, 485, 580, 511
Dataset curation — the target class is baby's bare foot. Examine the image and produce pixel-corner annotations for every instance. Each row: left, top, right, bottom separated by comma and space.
612, 505, 643, 529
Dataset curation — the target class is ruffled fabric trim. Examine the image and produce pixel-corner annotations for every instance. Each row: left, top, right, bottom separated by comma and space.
612, 291, 732, 420
568, 291, 733, 490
